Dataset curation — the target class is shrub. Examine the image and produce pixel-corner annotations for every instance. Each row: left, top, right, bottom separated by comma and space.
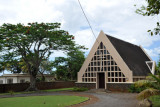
137, 88, 160, 100
8, 90, 14, 96
129, 80, 155, 93
73, 87, 88, 92
128, 84, 146, 93
134, 80, 152, 88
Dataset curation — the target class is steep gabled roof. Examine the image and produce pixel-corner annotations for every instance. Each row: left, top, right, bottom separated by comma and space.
106, 34, 151, 76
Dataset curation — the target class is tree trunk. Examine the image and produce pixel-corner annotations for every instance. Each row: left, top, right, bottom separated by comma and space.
26, 74, 38, 91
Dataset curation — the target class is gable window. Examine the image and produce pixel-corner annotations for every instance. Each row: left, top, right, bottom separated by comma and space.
146, 61, 155, 74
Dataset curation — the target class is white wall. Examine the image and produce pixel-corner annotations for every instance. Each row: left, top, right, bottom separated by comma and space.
0, 77, 5, 84
6, 77, 17, 83
0, 77, 17, 84
0, 76, 55, 84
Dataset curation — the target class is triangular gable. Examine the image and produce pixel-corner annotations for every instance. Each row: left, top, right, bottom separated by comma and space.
78, 31, 133, 82
146, 61, 156, 75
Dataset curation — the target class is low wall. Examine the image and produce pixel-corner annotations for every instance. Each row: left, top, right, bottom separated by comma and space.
107, 83, 133, 92
75, 82, 133, 92
0, 81, 75, 93
75, 83, 96, 89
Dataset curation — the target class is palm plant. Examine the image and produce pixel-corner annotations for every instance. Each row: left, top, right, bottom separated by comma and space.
134, 80, 152, 88
137, 88, 159, 100
136, 61, 160, 100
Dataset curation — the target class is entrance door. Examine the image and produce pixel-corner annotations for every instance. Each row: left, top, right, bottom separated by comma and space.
99, 73, 105, 88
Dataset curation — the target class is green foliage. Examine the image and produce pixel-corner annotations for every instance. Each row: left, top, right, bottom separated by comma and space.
134, 80, 152, 88
8, 90, 14, 96
73, 87, 88, 92
4, 60, 23, 73
38, 60, 54, 81
129, 84, 147, 93
53, 46, 86, 80
136, 0, 160, 36
129, 80, 153, 93
137, 88, 160, 100
149, 95, 160, 107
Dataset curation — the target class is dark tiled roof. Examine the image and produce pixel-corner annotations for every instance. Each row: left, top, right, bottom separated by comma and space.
106, 34, 151, 76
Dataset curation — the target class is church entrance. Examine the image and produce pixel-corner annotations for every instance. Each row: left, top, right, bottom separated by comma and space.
98, 73, 105, 88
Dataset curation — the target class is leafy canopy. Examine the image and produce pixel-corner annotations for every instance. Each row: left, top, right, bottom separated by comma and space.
0, 22, 75, 73
53, 46, 86, 80
136, 0, 160, 36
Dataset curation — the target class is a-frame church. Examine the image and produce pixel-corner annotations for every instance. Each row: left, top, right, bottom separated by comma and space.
76, 31, 155, 90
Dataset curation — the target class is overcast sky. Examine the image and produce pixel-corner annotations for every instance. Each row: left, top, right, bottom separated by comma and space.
0, 0, 160, 63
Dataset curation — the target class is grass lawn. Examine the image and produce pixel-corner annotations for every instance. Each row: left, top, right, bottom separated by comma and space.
43, 88, 74, 92
0, 95, 89, 107
0, 88, 74, 95
150, 95, 160, 107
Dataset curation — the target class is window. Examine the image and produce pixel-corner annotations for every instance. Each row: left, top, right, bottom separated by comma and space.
115, 66, 118, 71
20, 79, 25, 83
111, 72, 114, 77
107, 55, 110, 60
0, 80, 3, 84
108, 72, 110, 77
91, 62, 93, 66
111, 66, 114, 71
7, 79, 13, 84
88, 73, 90, 77
91, 67, 93, 71
108, 67, 110, 71
115, 72, 118, 77
100, 42, 103, 49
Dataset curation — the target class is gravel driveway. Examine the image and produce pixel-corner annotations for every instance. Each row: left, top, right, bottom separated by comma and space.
83, 92, 139, 107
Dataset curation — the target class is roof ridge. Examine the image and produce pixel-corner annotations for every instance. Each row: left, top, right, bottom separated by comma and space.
105, 34, 139, 47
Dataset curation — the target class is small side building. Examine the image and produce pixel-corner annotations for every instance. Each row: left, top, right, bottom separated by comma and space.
0, 73, 55, 84
76, 31, 155, 90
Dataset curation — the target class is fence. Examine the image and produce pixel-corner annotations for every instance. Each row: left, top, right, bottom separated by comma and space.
0, 81, 75, 93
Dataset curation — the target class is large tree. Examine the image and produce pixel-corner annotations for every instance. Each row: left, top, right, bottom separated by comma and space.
136, 0, 160, 36
0, 22, 75, 91
53, 46, 86, 80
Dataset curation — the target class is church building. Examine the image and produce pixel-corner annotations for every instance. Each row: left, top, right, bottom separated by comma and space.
76, 31, 155, 90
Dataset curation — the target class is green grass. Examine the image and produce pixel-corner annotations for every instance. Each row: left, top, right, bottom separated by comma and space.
0, 95, 89, 107
43, 88, 74, 92
0, 91, 35, 95
0, 88, 74, 96
150, 95, 160, 107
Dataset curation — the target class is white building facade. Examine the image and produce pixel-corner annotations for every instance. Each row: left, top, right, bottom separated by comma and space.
0, 74, 55, 84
